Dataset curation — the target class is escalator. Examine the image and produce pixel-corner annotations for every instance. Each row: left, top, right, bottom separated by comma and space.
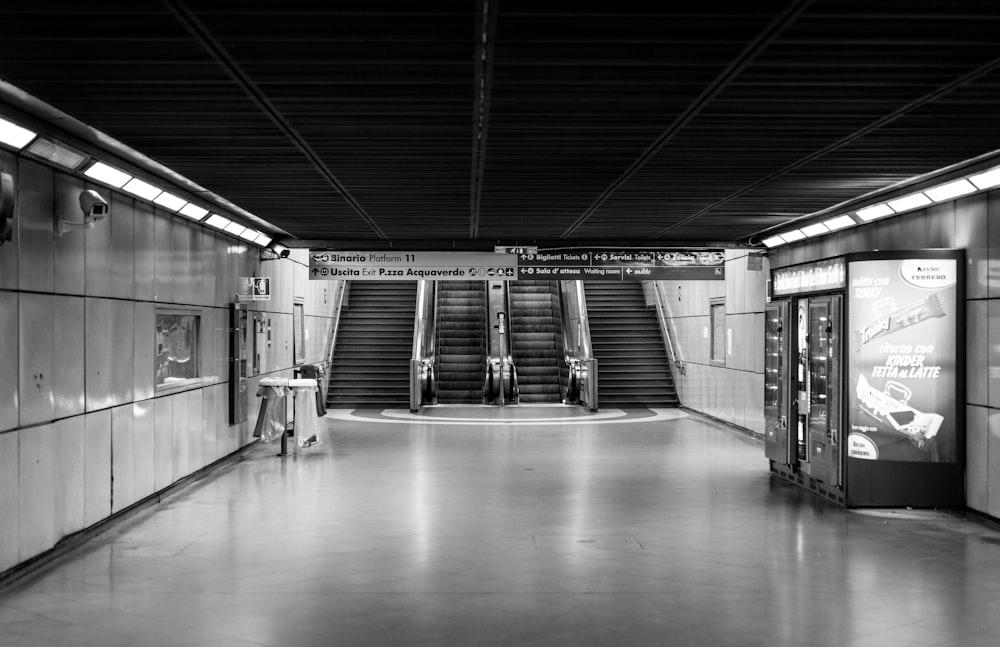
584, 282, 678, 407
435, 281, 487, 403
509, 280, 564, 403
326, 281, 416, 408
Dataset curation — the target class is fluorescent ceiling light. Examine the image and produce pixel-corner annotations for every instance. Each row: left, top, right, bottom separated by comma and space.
26, 138, 87, 169
179, 203, 208, 220
856, 203, 894, 221
205, 214, 232, 229
84, 161, 131, 188
780, 229, 806, 243
761, 235, 784, 248
153, 191, 186, 211
224, 222, 247, 236
238, 228, 259, 242
969, 166, 1000, 190
0, 116, 37, 149
822, 215, 856, 231
254, 233, 273, 246
122, 177, 162, 201
887, 192, 931, 213
801, 223, 829, 237
925, 178, 977, 202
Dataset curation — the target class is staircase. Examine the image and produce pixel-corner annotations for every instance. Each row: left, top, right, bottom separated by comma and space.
435, 281, 487, 403
584, 282, 678, 408
509, 280, 565, 403
326, 281, 416, 409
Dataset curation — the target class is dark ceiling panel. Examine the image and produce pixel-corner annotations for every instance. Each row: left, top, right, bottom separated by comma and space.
1, 2, 1000, 249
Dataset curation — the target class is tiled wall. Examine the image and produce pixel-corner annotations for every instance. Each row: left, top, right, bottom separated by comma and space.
649, 250, 767, 435
767, 191, 997, 519
0, 150, 340, 574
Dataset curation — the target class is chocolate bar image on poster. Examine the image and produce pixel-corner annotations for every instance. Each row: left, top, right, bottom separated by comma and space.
855, 374, 944, 448
855, 292, 946, 347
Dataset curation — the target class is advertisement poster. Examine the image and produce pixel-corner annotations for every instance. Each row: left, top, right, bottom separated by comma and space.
846, 257, 958, 463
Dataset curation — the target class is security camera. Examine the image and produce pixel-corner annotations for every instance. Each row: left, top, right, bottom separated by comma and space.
79, 190, 109, 221
58, 189, 110, 236
271, 243, 290, 258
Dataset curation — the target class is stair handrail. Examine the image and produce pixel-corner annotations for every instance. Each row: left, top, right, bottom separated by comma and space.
559, 280, 598, 411
410, 279, 437, 411
321, 279, 348, 405
646, 281, 686, 377
501, 280, 518, 404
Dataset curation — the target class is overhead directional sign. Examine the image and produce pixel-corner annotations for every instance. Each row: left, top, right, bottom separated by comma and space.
309, 251, 517, 280
516, 249, 725, 281
309, 248, 725, 281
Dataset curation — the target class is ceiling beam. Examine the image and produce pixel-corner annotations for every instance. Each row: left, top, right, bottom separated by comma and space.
469, 0, 498, 239
161, 0, 388, 240
558, 0, 815, 240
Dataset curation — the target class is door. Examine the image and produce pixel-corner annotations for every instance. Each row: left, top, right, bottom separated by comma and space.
804, 295, 842, 486
764, 301, 791, 464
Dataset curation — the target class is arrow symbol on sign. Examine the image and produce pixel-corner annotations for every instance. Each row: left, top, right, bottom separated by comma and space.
311, 268, 319, 276
626, 268, 632, 274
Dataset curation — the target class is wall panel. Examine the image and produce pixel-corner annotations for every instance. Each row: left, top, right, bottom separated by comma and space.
52, 172, 85, 295
0, 430, 19, 572
956, 194, 988, 300
84, 297, 113, 411
83, 409, 111, 527
134, 201, 154, 301
189, 388, 205, 470
133, 400, 155, 501
111, 299, 134, 406
110, 192, 135, 300
203, 383, 218, 464
171, 392, 189, 483
172, 214, 192, 305
990, 193, 1000, 299
989, 411, 1000, 518
926, 202, 955, 248
968, 300, 989, 407
52, 295, 85, 419
153, 210, 172, 303
18, 423, 55, 562
17, 159, 54, 293
990, 300, 1000, 409
112, 404, 135, 514
0, 292, 18, 431
967, 405, 989, 514
153, 396, 173, 491
52, 416, 85, 537
84, 185, 113, 298
133, 302, 155, 402
18, 293, 54, 426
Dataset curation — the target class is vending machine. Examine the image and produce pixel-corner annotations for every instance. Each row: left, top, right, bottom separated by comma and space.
765, 251, 963, 508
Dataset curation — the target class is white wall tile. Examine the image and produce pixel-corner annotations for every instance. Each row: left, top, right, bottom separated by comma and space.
18, 293, 54, 426
968, 300, 989, 407
172, 391, 190, 482
18, 160, 54, 293
0, 292, 18, 432
52, 296, 85, 419
19, 423, 56, 562
84, 409, 111, 527
112, 404, 135, 514
154, 396, 173, 491
988, 409, 1000, 519
51, 416, 85, 537
968, 405, 989, 514
85, 297, 113, 411
133, 400, 155, 501
0, 431, 19, 572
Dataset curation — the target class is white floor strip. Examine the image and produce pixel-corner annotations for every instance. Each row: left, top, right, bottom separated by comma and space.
325, 408, 688, 426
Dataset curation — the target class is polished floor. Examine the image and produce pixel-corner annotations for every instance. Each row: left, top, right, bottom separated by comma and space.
3, 406, 1000, 647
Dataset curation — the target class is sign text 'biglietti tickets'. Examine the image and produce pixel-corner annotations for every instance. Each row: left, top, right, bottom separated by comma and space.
308, 249, 726, 281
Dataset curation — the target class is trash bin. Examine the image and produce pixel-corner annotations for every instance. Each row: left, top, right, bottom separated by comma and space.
254, 377, 290, 443
298, 364, 327, 417
289, 378, 321, 448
